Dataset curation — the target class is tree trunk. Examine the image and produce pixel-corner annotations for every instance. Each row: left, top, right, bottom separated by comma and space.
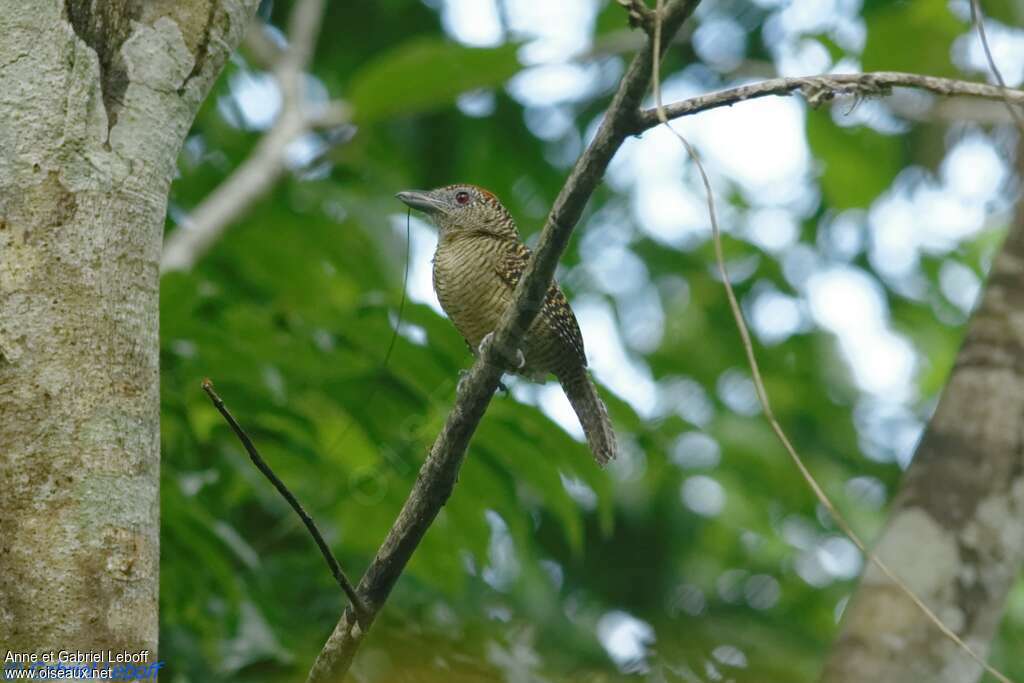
0, 0, 254, 658
820, 153, 1024, 680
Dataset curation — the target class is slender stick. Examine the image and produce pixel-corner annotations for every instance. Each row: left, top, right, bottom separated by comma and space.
201, 378, 368, 625
970, 0, 1024, 132
633, 70, 1024, 131
160, 0, 351, 274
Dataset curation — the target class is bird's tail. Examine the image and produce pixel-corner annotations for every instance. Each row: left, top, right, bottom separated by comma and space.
559, 369, 617, 466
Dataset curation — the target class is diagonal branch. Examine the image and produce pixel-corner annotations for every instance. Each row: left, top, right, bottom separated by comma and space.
201, 379, 368, 623
304, 1, 701, 681
161, 0, 351, 274
294, 7, 1024, 683
632, 71, 1024, 132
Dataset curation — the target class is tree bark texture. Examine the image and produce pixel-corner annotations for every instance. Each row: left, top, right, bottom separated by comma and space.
0, 0, 255, 657
821, 155, 1024, 680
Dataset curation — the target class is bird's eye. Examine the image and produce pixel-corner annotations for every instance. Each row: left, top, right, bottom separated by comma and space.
455, 191, 471, 206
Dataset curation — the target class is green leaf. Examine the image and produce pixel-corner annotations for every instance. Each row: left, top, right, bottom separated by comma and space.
980, 0, 1024, 25
806, 110, 904, 209
862, 2, 964, 77
348, 39, 520, 123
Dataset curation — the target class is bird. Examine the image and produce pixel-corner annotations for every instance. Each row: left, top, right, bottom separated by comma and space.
396, 184, 616, 466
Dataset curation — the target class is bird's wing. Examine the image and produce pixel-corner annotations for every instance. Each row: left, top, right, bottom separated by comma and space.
496, 242, 587, 367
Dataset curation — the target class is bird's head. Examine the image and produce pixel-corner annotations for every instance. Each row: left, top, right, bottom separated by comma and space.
396, 184, 518, 239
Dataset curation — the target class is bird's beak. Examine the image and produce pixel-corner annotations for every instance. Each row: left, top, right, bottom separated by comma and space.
396, 190, 445, 214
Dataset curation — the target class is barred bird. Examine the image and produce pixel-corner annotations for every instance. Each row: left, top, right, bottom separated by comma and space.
396, 184, 617, 466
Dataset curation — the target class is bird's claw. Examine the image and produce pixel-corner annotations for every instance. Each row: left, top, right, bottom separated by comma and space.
479, 331, 525, 370
458, 368, 510, 395
457, 368, 471, 394
478, 332, 496, 357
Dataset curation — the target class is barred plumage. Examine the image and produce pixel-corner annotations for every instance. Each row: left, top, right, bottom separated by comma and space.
397, 184, 617, 466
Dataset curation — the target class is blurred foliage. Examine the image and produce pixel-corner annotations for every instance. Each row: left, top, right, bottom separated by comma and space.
159, 1, 1024, 681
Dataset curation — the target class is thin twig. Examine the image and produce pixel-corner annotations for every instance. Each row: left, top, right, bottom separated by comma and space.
242, 17, 284, 69
648, 2, 1014, 681
201, 378, 369, 625
970, 0, 1024, 132
282, 0, 325, 70
304, 3, 702, 681
632, 70, 1024, 132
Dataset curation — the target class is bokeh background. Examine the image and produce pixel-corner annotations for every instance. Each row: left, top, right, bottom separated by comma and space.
159, 0, 1024, 680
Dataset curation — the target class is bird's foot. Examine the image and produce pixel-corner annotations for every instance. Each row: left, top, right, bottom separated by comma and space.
458, 367, 509, 395
458, 368, 509, 395
479, 331, 525, 370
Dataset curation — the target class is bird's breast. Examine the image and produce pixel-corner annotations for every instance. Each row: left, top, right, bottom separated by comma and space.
432, 237, 512, 350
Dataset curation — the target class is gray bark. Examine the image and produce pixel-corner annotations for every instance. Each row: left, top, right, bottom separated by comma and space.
0, 0, 255, 658
821, 155, 1024, 680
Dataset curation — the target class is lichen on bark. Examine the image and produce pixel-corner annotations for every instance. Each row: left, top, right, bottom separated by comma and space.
821, 151, 1024, 682
0, 0, 257, 658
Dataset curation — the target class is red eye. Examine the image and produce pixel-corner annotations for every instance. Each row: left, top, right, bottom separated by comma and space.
455, 191, 471, 205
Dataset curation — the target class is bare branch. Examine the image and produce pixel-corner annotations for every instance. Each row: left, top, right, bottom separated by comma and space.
160, 0, 351, 275
889, 95, 1019, 124
284, 0, 325, 70
633, 71, 1024, 132
161, 115, 303, 273
241, 19, 284, 69
201, 379, 368, 624
304, 1, 702, 681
